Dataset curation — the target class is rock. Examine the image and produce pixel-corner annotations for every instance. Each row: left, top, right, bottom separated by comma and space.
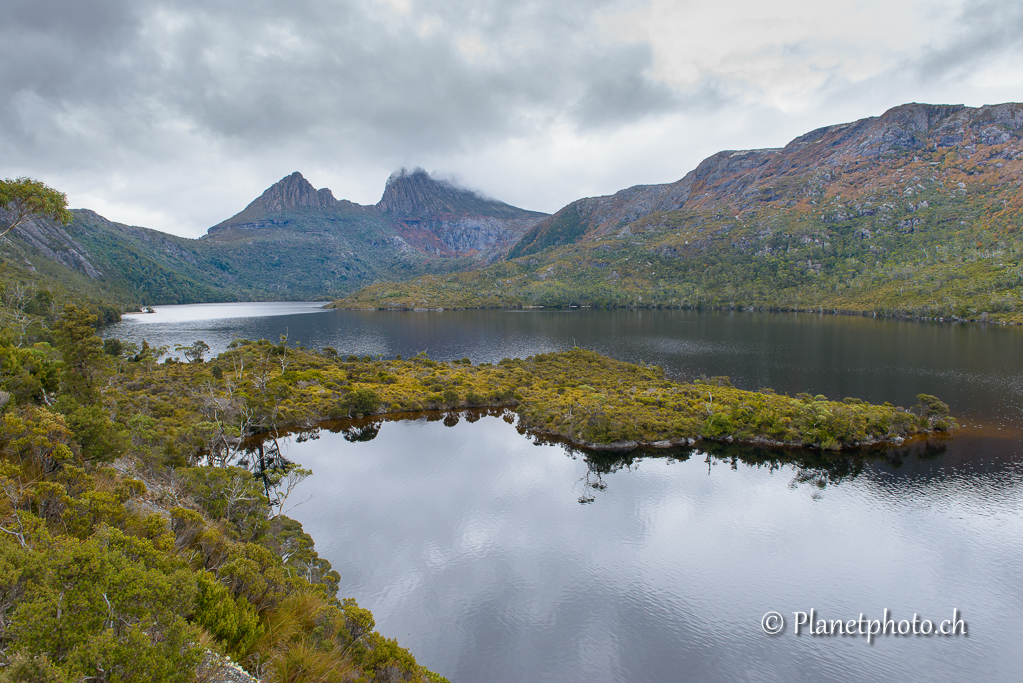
243, 172, 339, 213
195, 651, 260, 683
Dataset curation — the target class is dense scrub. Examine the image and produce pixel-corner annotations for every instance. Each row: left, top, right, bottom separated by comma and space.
0, 305, 447, 683
116, 342, 952, 452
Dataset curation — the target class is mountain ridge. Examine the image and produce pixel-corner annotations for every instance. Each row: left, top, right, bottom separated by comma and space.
508, 102, 1022, 259
377, 167, 545, 220
206, 168, 546, 262
341, 101, 1023, 323
8, 100, 1023, 321
0, 167, 547, 308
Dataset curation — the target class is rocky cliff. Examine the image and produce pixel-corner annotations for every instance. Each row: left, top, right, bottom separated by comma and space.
343, 101, 1023, 321
377, 167, 537, 220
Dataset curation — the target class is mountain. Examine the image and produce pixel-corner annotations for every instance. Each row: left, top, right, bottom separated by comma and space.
0, 170, 547, 310
207, 169, 544, 260
377, 168, 546, 259
0, 208, 240, 319
510, 103, 1020, 257
209, 172, 361, 230
341, 102, 1023, 323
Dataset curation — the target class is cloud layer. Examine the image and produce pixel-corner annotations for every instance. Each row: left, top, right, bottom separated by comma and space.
2, 0, 1020, 237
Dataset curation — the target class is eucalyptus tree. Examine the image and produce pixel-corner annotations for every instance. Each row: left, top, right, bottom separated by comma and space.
0, 177, 73, 238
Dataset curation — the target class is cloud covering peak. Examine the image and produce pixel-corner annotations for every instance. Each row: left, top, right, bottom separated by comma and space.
2, 0, 1020, 237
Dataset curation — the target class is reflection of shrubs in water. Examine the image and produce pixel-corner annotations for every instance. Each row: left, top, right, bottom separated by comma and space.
342, 422, 381, 442
577, 469, 609, 504
563, 436, 953, 502
320, 407, 516, 444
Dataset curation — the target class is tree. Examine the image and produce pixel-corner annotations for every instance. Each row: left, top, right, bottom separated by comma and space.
0, 177, 73, 238
54, 305, 105, 401
175, 340, 210, 363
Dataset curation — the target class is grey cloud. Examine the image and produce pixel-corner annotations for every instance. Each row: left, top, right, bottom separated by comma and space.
915, 0, 1023, 83
7, 0, 1018, 237
570, 43, 680, 128
0, 0, 680, 168
1, 0, 142, 99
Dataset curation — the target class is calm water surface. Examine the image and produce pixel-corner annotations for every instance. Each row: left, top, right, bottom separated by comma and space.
106, 304, 1023, 681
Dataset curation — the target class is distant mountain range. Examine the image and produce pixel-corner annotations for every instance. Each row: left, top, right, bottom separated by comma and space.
0, 168, 547, 307
343, 102, 1023, 323
5, 102, 1023, 322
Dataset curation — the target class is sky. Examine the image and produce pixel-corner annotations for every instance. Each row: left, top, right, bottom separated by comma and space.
3, 0, 1023, 238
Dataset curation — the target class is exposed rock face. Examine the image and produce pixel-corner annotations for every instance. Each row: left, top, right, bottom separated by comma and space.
208, 172, 366, 233
375, 168, 547, 258
205, 168, 546, 260
377, 167, 534, 220
508, 102, 1023, 258
13, 213, 103, 278
428, 215, 547, 257
247, 171, 338, 212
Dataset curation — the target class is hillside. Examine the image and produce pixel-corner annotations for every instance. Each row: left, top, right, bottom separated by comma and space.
340, 102, 1023, 323
0, 170, 547, 311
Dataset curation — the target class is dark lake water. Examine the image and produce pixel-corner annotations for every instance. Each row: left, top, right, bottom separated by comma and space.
105, 304, 1023, 682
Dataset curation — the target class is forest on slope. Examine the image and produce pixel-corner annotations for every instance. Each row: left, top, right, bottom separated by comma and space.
340, 103, 1023, 323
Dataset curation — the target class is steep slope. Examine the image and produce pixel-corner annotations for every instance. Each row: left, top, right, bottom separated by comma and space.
509, 103, 1009, 258
377, 168, 546, 260
0, 209, 238, 316
209, 171, 370, 233
341, 102, 1023, 322
200, 170, 547, 295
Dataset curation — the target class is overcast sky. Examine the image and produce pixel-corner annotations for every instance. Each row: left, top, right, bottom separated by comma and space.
3, 0, 1022, 238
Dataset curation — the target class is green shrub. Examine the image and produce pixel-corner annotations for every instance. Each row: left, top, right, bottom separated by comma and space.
344, 388, 381, 416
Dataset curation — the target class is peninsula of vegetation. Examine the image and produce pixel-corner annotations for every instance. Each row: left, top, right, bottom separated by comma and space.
0, 301, 956, 682
141, 342, 954, 452
0, 102, 970, 682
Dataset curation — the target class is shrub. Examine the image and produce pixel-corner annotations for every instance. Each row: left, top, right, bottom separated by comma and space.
344, 388, 381, 416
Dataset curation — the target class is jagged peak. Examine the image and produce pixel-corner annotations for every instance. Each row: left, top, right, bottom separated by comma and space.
385, 166, 429, 186
207, 172, 349, 232
249, 172, 338, 211
377, 167, 541, 219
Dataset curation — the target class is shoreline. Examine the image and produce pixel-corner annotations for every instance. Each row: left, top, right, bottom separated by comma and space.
257, 407, 937, 455
330, 300, 1023, 326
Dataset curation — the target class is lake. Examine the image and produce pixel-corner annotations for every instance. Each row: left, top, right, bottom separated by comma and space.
105, 304, 1023, 681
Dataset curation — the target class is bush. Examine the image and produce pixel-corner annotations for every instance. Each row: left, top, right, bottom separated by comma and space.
344, 388, 381, 416
3, 531, 204, 683
193, 571, 264, 660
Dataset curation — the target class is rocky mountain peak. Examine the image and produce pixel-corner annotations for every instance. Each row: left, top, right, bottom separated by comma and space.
207, 172, 347, 233
245, 172, 339, 213
377, 167, 539, 219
